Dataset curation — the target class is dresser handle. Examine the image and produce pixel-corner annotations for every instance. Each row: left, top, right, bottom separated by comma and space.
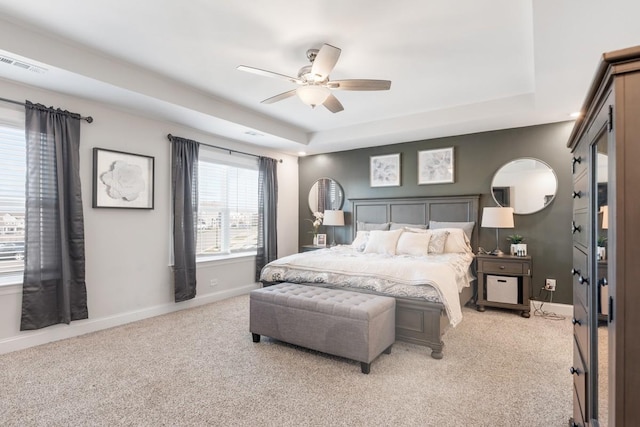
571, 268, 580, 276
571, 318, 582, 326
572, 221, 581, 234
599, 277, 608, 287
572, 191, 582, 199
572, 156, 581, 166
578, 276, 589, 285
499, 265, 505, 270
569, 367, 581, 376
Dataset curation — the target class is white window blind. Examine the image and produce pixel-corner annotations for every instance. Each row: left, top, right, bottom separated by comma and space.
197, 150, 258, 257
0, 107, 26, 276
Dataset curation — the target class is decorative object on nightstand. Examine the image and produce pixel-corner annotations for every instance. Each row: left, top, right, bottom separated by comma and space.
475, 253, 532, 318
306, 211, 324, 245
597, 205, 608, 260
506, 234, 527, 256
481, 207, 514, 255
323, 209, 344, 246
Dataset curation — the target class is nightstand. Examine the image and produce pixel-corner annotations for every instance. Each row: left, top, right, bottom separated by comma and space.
300, 245, 325, 252
476, 254, 532, 318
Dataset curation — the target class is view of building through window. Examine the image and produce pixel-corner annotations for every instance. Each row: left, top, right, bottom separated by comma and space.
196, 158, 258, 257
0, 121, 26, 275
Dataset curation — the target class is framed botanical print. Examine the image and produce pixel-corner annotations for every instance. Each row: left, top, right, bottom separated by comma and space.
370, 153, 401, 187
418, 147, 454, 184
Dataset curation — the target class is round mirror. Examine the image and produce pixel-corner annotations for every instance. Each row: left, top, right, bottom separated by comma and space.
308, 178, 344, 213
491, 158, 558, 215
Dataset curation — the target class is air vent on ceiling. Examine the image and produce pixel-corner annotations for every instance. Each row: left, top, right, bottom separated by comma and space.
0, 54, 48, 74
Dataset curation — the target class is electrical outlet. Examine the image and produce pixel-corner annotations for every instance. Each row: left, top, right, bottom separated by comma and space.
209, 279, 219, 288
545, 278, 556, 291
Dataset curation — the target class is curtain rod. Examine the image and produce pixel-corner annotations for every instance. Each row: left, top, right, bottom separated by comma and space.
167, 134, 282, 163
0, 96, 94, 123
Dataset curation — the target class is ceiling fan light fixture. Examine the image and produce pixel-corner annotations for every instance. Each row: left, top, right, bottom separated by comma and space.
296, 85, 330, 108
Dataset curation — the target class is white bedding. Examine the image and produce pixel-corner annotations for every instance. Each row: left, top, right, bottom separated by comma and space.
259, 245, 475, 327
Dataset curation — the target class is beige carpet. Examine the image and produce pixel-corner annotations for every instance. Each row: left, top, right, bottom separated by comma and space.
0, 295, 573, 426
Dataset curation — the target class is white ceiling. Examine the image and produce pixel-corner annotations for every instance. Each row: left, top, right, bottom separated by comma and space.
0, 0, 639, 155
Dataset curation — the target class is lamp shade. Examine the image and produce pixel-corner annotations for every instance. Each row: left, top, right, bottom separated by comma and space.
297, 85, 330, 107
481, 207, 514, 228
323, 210, 345, 226
601, 205, 609, 229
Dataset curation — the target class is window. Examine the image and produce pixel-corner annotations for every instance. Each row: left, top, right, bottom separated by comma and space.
0, 107, 26, 277
197, 149, 258, 258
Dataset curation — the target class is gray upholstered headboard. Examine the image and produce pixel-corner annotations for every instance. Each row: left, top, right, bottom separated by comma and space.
351, 195, 480, 250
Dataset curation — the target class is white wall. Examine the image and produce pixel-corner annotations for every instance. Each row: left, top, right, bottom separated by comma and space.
0, 78, 298, 354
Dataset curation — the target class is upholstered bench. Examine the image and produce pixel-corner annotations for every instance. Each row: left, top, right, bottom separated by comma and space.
250, 283, 395, 374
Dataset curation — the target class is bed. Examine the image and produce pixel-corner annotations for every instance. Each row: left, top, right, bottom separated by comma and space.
261, 195, 480, 359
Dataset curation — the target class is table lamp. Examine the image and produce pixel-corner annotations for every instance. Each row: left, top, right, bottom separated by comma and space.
323, 210, 345, 246
481, 207, 514, 255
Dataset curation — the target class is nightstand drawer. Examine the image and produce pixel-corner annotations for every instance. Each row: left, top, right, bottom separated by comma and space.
478, 259, 524, 275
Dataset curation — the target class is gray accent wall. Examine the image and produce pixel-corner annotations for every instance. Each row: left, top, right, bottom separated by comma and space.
299, 122, 575, 305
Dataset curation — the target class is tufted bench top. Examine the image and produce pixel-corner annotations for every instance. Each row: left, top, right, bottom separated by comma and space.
252, 283, 395, 321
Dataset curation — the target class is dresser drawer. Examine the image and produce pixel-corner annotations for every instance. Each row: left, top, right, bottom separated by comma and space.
573, 299, 589, 359
572, 337, 588, 423
572, 173, 588, 211
478, 259, 526, 275
572, 247, 588, 308
572, 209, 588, 249
571, 144, 588, 177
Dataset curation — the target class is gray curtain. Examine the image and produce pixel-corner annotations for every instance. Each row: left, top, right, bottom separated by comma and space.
21, 102, 88, 330
170, 136, 199, 302
255, 157, 278, 281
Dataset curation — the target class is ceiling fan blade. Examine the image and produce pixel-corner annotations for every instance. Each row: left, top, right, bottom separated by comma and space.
237, 65, 302, 84
311, 44, 341, 81
261, 89, 297, 104
323, 93, 344, 113
328, 79, 392, 91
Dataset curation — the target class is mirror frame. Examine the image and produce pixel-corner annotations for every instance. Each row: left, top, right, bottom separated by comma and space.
308, 177, 344, 213
491, 157, 558, 215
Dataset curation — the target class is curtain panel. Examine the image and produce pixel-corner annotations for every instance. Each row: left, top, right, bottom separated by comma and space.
21, 102, 88, 330
255, 157, 278, 281
170, 136, 199, 302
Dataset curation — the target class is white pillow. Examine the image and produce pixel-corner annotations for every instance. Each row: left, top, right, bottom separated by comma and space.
428, 229, 450, 254
396, 230, 432, 256
351, 230, 370, 252
439, 228, 473, 253
363, 229, 403, 255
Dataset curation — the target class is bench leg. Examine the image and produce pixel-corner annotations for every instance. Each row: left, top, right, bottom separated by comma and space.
360, 362, 370, 374
383, 345, 392, 355
252, 333, 260, 343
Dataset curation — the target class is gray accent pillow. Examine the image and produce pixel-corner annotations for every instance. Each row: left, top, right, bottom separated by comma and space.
356, 221, 390, 231
429, 220, 475, 240
389, 222, 427, 231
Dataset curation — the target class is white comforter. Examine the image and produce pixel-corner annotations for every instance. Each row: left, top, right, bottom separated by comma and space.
260, 245, 475, 327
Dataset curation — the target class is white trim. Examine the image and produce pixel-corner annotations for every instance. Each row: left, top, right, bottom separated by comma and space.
530, 299, 573, 317
0, 283, 259, 355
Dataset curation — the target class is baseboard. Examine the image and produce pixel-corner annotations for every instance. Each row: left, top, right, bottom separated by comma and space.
0, 283, 259, 355
530, 299, 573, 317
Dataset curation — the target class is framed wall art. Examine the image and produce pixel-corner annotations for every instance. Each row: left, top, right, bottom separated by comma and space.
418, 147, 454, 185
92, 148, 155, 209
370, 153, 401, 187
316, 234, 327, 247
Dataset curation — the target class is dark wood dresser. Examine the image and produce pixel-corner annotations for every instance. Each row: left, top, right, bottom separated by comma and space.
567, 45, 640, 427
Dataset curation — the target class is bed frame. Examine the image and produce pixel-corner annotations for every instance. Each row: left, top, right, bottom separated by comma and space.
348, 195, 480, 359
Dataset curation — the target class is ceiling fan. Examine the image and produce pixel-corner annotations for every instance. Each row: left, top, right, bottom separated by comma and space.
237, 43, 391, 113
